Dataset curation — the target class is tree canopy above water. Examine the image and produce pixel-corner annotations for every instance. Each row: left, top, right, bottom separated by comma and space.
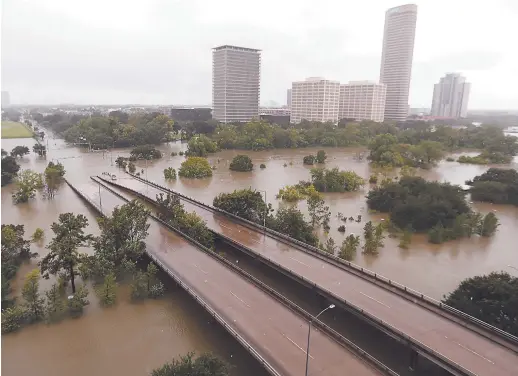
443, 272, 518, 336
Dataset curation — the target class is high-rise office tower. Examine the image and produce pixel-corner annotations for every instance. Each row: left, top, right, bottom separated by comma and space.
212, 45, 261, 123
431, 73, 471, 118
339, 81, 387, 122
290, 77, 340, 123
379, 4, 418, 121
287, 89, 292, 109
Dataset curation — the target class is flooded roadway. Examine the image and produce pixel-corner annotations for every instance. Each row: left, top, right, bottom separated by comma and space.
74, 179, 386, 376
2, 134, 517, 375
103, 175, 518, 376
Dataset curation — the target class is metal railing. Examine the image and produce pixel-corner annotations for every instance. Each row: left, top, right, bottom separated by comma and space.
92, 176, 397, 376
66, 178, 281, 376
126, 173, 518, 352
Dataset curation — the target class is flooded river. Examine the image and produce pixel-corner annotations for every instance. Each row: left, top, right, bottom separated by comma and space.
2, 133, 517, 375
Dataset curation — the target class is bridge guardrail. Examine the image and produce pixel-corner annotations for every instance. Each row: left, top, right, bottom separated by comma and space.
67, 178, 282, 376
92, 176, 397, 375
128, 173, 518, 351
104, 175, 475, 376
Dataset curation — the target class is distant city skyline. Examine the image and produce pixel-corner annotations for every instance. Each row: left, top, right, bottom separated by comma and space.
2, 0, 517, 109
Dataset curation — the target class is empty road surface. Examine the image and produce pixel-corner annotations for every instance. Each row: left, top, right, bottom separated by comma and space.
77, 180, 385, 376
109, 176, 518, 376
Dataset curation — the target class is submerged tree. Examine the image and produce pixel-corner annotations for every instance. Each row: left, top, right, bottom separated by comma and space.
22, 269, 45, 323
94, 200, 150, 268
151, 352, 230, 376
443, 272, 517, 336
45, 283, 66, 323
96, 272, 117, 307
12, 169, 43, 204
40, 213, 92, 293
339, 234, 360, 261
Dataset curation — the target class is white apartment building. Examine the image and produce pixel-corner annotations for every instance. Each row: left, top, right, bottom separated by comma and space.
431, 73, 471, 118
290, 77, 340, 123
212, 45, 261, 123
339, 81, 387, 122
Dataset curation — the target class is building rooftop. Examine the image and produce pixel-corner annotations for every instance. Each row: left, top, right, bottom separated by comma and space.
213, 45, 261, 52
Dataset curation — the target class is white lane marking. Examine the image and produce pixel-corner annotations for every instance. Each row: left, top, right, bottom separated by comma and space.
359, 292, 391, 308
192, 263, 208, 275
282, 332, 314, 359
444, 336, 495, 364
230, 291, 251, 308
220, 223, 233, 231
289, 257, 311, 268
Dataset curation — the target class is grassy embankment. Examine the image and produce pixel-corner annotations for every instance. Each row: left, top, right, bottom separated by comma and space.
1, 121, 34, 139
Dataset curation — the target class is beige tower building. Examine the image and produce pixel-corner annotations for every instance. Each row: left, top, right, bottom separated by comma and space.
290, 77, 340, 123
212, 45, 261, 123
339, 81, 387, 122
379, 4, 418, 121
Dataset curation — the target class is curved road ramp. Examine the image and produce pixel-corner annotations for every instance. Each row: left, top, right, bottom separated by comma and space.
67, 178, 395, 376
96, 174, 518, 376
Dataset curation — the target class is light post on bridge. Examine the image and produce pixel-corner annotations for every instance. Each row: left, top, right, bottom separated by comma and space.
256, 189, 267, 234
305, 304, 335, 376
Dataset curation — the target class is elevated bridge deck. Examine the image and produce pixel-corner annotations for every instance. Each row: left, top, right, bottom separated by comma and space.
100, 174, 518, 376
68, 178, 389, 376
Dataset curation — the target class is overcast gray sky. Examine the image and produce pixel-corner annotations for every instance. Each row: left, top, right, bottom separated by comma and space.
2, 0, 517, 109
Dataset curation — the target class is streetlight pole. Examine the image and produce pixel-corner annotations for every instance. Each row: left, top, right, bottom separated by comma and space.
305, 304, 335, 376
98, 182, 103, 215
257, 189, 267, 234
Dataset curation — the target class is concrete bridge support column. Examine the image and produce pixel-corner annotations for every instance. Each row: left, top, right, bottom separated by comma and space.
409, 349, 418, 371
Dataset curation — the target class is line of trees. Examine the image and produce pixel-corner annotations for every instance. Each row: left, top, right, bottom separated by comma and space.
34, 111, 175, 149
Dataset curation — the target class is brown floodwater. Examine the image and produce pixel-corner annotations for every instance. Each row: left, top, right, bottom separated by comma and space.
1, 136, 267, 376
2, 134, 517, 375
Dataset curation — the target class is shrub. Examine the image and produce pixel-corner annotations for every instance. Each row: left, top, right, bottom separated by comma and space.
178, 151, 184, 156
311, 168, 365, 192
338, 225, 346, 233
163, 167, 177, 180
260, 163, 266, 169
170, 152, 177, 157
31, 228, 44, 242
303, 155, 315, 165
316, 150, 327, 164
67, 285, 89, 318
128, 162, 136, 174
229, 155, 253, 172
179, 157, 213, 178
1, 306, 26, 334
446, 157, 455, 162
369, 174, 378, 184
